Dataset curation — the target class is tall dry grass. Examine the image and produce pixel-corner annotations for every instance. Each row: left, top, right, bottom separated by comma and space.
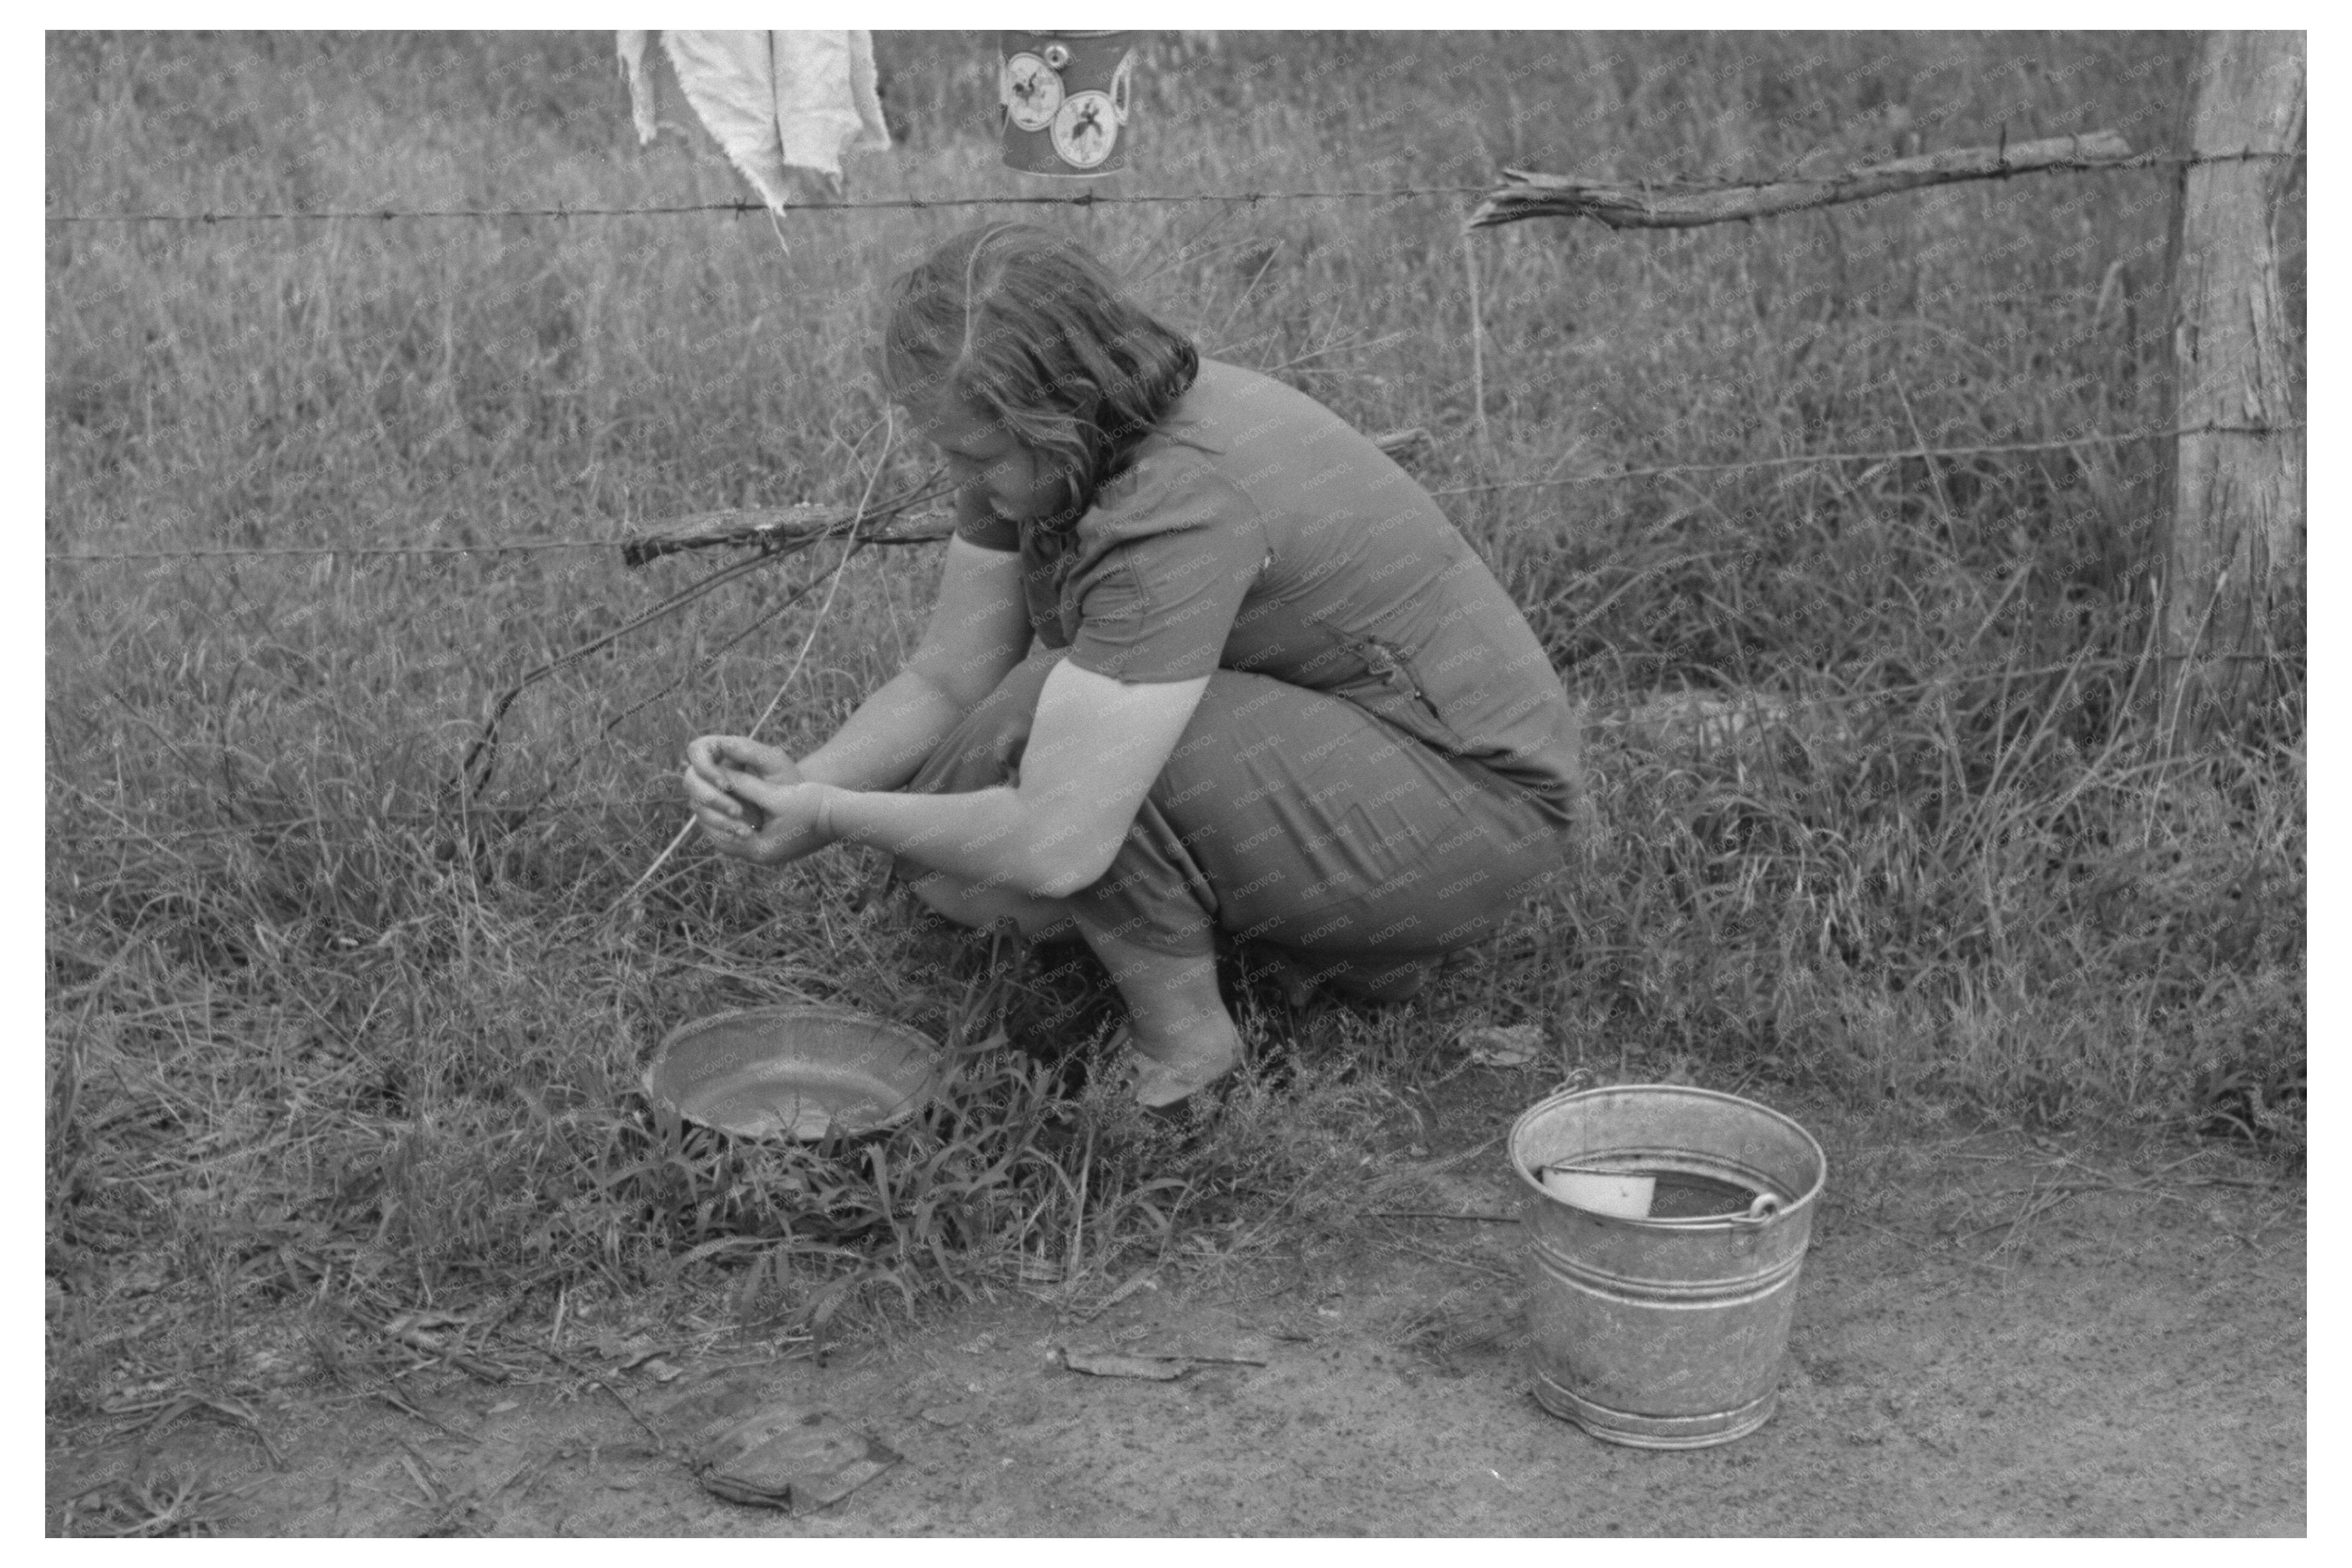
46, 32, 2301, 1410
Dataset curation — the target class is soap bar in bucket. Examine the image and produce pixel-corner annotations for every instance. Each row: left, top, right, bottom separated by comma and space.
1539, 1166, 1656, 1219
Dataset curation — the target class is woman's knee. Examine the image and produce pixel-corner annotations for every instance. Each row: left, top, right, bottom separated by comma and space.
1142, 669, 1299, 814
908, 648, 1064, 796
908, 869, 1075, 941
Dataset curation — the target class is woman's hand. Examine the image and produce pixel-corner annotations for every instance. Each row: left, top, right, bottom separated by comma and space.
683, 735, 835, 866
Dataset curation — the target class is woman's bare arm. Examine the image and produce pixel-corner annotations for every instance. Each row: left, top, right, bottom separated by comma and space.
816, 660, 1211, 899
790, 533, 1030, 793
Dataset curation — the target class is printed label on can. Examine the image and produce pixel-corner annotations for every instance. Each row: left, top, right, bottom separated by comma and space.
1004, 53, 1063, 132
1051, 90, 1118, 169
1110, 49, 1135, 124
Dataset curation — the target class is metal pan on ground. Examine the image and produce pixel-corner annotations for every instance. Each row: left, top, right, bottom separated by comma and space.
644, 1005, 943, 1142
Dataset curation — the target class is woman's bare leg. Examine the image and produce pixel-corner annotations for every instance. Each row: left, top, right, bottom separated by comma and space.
1080, 928, 1239, 1103
911, 871, 1238, 1102
907, 869, 1077, 941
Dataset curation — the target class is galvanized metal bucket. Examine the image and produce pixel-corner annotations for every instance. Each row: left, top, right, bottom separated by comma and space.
1511, 1085, 1827, 1449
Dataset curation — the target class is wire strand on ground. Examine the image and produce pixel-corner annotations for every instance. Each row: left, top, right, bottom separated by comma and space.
608, 409, 897, 915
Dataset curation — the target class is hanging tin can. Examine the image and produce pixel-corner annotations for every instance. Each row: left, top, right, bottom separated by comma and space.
1000, 31, 1136, 176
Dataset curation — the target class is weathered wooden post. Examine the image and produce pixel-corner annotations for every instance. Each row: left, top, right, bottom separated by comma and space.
2159, 30, 2306, 746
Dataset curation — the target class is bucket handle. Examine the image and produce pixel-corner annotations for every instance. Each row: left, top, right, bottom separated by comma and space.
1734, 1192, 1783, 1226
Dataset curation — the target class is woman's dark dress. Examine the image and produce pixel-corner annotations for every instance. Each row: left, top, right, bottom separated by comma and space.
906, 358, 1584, 961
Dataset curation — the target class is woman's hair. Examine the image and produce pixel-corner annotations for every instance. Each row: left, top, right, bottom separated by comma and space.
880, 223, 1198, 522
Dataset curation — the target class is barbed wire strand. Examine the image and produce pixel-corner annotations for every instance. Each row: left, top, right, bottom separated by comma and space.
1427, 421, 2301, 497
45, 421, 2298, 565
46, 538, 630, 563
40, 525, 953, 565
40, 148, 2301, 228
45, 187, 1488, 226
46, 647, 2305, 849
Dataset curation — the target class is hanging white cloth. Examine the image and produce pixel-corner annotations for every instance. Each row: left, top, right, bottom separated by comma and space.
618, 30, 889, 213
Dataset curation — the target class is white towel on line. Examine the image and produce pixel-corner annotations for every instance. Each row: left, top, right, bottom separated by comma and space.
618, 30, 890, 214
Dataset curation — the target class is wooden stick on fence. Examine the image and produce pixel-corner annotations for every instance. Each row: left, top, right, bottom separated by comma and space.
618, 480, 951, 567
2159, 31, 2306, 747
618, 432, 1439, 566
1466, 130, 2135, 231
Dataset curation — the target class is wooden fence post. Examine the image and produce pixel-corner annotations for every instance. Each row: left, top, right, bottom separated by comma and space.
2160, 30, 2306, 746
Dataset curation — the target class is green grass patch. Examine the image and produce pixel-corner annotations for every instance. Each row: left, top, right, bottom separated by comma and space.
46, 32, 2301, 1413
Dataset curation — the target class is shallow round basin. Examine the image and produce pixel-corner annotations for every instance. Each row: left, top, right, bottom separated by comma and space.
643, 1005, 941, 1141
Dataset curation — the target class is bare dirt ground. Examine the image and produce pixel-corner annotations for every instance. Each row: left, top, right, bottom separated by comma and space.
47, 1078, 2304, 1538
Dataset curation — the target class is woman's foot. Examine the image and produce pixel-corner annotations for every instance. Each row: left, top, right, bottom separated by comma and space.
1083, 933, 1242, 1110
1115, 1025, 1240, 1110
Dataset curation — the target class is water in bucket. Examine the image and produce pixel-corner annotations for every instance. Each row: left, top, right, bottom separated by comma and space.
1540, 1153, 1783, 1219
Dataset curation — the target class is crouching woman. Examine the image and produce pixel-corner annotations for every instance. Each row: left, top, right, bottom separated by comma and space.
683, 224, 1584, 1109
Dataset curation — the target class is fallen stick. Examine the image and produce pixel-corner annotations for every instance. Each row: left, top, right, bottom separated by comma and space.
1469, 130, 2135, 232
1057, 1345, 1270, 1379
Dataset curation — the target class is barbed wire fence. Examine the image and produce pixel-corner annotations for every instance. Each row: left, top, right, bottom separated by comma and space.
45, 139, 2303, 569
46, 130, 2304, 858
40, 148, 2293, 227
